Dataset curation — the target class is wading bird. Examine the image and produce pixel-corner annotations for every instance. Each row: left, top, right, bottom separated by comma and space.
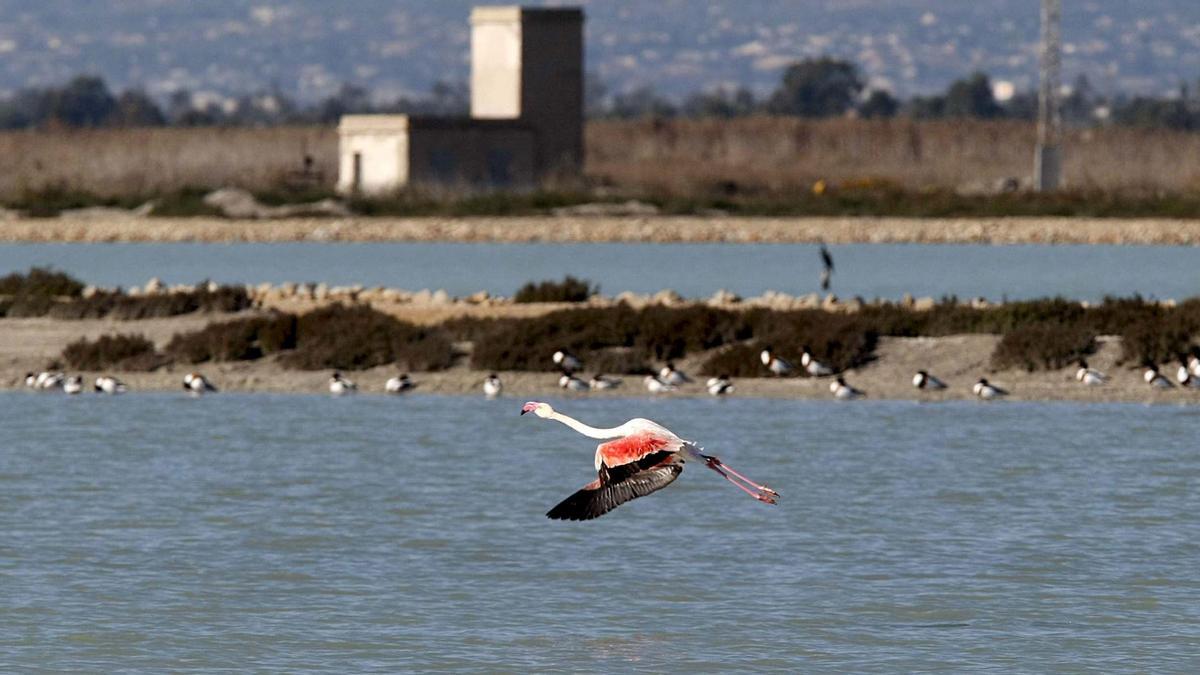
1177, 357, 1199, 388
643, 375, 676, 393
385, 373, 416, 394
819, 244, 834, 291
659, 362, 692, 386
553, 350, 582, 373
706, 375, 734, 396
483, 373, 503, 398
1075, 359, 1107, 386
183, 372, 217, 394
830, 376, 865, 400
973, 378, 1007, 400
559, 373, 590, 391
801, 346, 833, 377
760, 348, 793, 376
63, 375, 84, 395
912, 370, 947, 390
1144, 364, 1173, 389
95, 375, 127, 395
329, 372, 357, 395
588, 374, 622, 390
521, 401, 778, 520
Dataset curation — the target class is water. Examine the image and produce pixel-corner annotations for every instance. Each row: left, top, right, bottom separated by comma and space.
3, 241, 1199, 301
3, 392, 1198, 671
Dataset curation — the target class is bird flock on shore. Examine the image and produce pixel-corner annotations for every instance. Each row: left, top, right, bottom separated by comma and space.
19, 347, 1200, 399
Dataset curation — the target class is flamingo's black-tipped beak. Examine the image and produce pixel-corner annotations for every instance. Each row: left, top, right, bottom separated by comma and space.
520, 409, 528, 415
521, 401, 540, 415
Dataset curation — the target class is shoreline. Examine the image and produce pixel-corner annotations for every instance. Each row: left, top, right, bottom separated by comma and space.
2, 215, 1200, 245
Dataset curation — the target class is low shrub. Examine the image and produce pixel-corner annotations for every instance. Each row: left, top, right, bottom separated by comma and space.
990, 323, 1097, 372
279, 304, 455, 371
5, 285, 252, 320
60, 333, 166, 371
166, 313, 297, 363
513, 276, 598, 303
699, 343, 762, 378
0, 267, 85, 298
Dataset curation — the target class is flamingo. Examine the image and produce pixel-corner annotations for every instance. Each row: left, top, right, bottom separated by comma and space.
800, 347, 833, 377
706, 375, 734, 396
760, 348, 793, 376
483, 373, 503, 398
972, 378, 1007, 399
520, 401, 778, 520
1074, 359, 1107, 386
385, 373, 416, 393
912, 370, 947, 390
183, 372, 218, 394
659, 362, 692, 386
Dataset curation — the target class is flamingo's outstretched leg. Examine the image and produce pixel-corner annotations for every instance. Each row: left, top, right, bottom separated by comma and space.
703, 455, 778, 504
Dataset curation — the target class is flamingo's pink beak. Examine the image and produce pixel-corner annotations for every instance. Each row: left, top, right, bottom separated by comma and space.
520, 401, 539, 415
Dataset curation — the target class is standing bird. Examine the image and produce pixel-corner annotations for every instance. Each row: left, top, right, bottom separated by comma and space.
63, 375, 84, 395
1177, 357, 1199, 388
830, 376, 865, 400
643, 375, 677, 394
552, 350, 582, 373
559, 373, 590, 392
329, 372, 357, 395
706, 375, 734, 396
760, 348, 793, 376
659, 362, 692, 386
94, 375, 127, 395
1144, 365, 1173, 389
35, 371, 65, 390
912, 370, 948, 390
588, 374, 623, 390
972, 378, 1007, 400
1188, 350, 1200, 378
520, 401, 778, 520
1074, 359, 1107, 386
183, 372, 218, 394
385, 373, 416, 394
483, 373, 503, 398
819, 244, 834, 291
24, 372, 37, 388
801, 347, 833, 377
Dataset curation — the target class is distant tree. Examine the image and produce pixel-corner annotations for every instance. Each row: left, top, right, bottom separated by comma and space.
767, 57, 863, 117
1061, 74, 1097, 125
0, 89, 45, 129
681, 87, 757, 118
609, 85, 676, 119
312, 83, 372, 123
858, 89, 898, 118
44, 75, 117, 127
1113, 96, 1195, 130
906, 94, 946, 119
942, 72, 1002, 119
112, 89, 165, 126
1002, 89, 1038, 121
584, 72, 610, 118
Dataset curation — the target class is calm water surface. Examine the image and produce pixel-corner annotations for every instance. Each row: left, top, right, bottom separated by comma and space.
3, 241, 1199, 300
2, 392, 1198, 671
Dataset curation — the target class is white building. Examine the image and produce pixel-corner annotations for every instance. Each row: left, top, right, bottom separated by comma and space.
337, 6, 583, 194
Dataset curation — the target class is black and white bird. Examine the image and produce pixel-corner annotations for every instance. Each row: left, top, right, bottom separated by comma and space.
385, 373, 416, 394
659, 362, 692, 386
760, 348, 793, 376
819, 244, 834, 291
552, 350, 582, 373
559, 373, 590, 392
912, 370, 947, 390
706, 375, 734, 396
1144, 365, 1173, 389
801, 347, 834, 377
1177, 357, 1199, 388
1075, 359, 1107, 386
1187, 351, 1200, 378
183, 372, 217, 394
63, 375, 84, 395
329, 372, 357, 395
483, 373, 503, 398
972, 378, 1007, 400
31, 371, 64, 390
94, 375, 127, 395
643, 375, 677, 393
588, 374, 623, 390
830, 376, 864, 400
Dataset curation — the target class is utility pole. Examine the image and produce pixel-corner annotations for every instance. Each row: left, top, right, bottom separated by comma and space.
1034, 0, 1063, 191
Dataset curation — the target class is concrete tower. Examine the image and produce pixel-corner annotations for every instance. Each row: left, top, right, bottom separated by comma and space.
470, 6, 584, 178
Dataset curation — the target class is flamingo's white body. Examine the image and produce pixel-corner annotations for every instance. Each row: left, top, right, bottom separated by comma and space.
706, 375, 734, 396
1075, 360, 1107, 386
183, 372, 217, 394
1145, 366, 1173, 389
588, 374, 622, 390
559, 374, 590, 391
521, 401, 778, 520
659, 363, 692, 386
973, 378, 1007, 400
385, 373, 416, 394
483, 374, 503, 398
760, 349, 792, 376
643, 375, 676, 393
553, 350, 582, 373
830, 376, 864, 400
95, 376, 127, 395
912, 370, 947, 390
63, 375, 84, 395
329, 372, 357, 395
801, 349, 833, 377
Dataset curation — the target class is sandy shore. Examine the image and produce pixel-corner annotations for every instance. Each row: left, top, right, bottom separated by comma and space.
4, 314, 1197, 404
3, 215, 1200, 245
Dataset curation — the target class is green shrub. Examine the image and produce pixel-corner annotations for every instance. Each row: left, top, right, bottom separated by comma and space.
60, 333, 166, 371
279, 304, 455, 371
990, 323, 1097, 372
166, 313, 297, 363
513, 276, 598, 303
0, 267, 85, 298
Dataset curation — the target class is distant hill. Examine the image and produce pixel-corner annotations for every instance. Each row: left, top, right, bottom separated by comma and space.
0, 0, 1196, 103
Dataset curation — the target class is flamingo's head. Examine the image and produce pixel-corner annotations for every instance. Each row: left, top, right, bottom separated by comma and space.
521, 401, 554, 418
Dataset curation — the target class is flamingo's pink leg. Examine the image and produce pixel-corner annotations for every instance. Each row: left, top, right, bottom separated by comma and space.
706, 457, 779, 497
705, 460, 778, 504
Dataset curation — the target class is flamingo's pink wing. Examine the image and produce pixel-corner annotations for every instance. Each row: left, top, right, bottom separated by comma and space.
596, 432, 680, 469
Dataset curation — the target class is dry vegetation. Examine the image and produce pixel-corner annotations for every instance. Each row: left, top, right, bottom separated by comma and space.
4, 119, 1200, 205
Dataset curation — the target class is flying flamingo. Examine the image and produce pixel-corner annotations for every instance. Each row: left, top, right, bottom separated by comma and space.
521, 401, 778, 520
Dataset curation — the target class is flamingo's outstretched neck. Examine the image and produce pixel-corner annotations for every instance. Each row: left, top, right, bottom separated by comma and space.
547, 411, 625, 439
